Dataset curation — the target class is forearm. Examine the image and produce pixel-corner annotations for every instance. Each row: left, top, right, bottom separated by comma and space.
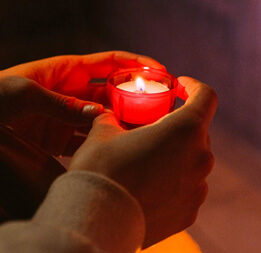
0, 171, 145, 253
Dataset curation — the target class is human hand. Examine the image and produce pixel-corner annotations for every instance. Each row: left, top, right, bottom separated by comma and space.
69, 76, 218, 247
0, 51, 165, 155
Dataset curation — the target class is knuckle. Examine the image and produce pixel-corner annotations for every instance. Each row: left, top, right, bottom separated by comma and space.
61, 96, 76, 108
52, 96, 80, 120
205, 86, 218, 109
184, 183, 208, 227
112, 50, 128, 59
184, 211, 198, 228
208, 87, 218, 103
56, 96, 74, 111
201, 150, 214, 166
198, 182, 209, 204
175, 113, 205, 137
197, 150, 214, 177
194, 182, 209, 206
181, 182, 209, 228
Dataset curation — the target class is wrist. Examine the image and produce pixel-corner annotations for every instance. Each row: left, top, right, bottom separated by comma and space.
34, 171, 145, 253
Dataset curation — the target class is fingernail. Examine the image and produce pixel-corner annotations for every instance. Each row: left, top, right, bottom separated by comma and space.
82, 104, 104, 117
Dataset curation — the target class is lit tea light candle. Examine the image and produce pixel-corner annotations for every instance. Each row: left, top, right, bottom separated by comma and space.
107, 67, 178, 125
117, 77, 169, 94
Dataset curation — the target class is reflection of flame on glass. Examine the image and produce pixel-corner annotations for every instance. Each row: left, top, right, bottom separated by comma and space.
135, 77, 146, 92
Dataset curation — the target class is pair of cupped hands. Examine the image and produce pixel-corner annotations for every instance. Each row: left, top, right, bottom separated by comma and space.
0, 51, 217, 246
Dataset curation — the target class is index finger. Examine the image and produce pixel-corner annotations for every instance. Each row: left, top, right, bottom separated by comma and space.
178, 76, 218, 126
81, 51, 166, 78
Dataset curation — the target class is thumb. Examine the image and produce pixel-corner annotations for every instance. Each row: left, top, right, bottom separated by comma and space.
88, 111, 124, 141
36, 85, 104, 125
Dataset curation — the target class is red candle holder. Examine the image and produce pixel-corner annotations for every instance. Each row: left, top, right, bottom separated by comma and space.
107, 67, 178, 125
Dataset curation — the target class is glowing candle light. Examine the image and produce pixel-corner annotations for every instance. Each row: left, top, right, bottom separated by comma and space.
116, 77, 169, 94
136, 77, 146, 92
107, 67, 178, 125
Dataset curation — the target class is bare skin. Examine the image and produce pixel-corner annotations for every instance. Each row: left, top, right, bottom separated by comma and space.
0, 51, 165, 155
0, 52, 218, 248
69, 76, 218, 247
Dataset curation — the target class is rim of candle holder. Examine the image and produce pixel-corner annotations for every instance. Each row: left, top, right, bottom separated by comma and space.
107, 67, 178, 97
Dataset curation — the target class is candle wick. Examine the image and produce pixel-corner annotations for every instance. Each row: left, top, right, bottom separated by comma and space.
134, 89, 147, 94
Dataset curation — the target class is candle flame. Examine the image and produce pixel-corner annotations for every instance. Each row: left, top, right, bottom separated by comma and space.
135, 77, 146, 92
